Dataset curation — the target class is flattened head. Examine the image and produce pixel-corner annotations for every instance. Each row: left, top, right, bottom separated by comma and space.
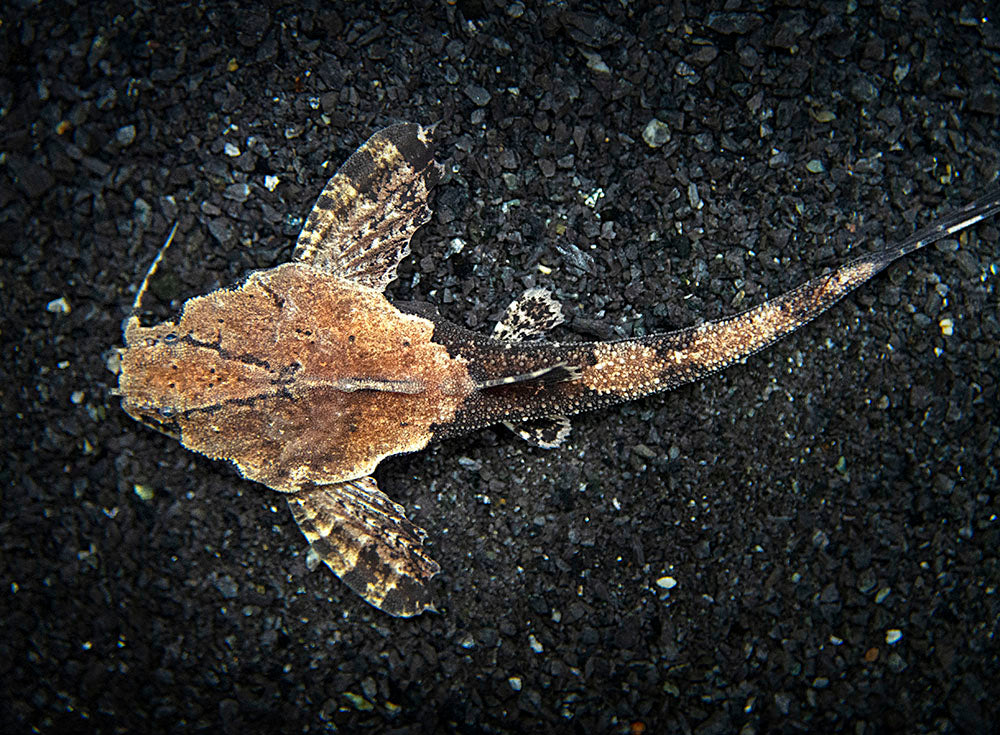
118, 320, 190, 434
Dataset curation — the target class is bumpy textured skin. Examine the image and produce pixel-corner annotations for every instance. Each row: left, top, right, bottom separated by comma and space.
430, 187, 1000, 440
119, 120, 1000, 617
120, 264, 474, 490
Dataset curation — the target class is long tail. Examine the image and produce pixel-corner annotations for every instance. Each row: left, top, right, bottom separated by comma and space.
574, 184, 1000, 401
437, 185, 1000, 435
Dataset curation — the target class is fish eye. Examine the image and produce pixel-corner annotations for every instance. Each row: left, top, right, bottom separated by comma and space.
163, 332, 179, 343
158, 406, 176, 418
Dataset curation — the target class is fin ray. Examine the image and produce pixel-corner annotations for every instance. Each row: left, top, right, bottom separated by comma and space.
293, 123, 441, 292
287, 476, 440, 617
475, 362, 582, 389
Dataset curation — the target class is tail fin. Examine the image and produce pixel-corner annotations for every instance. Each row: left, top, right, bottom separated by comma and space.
892, 185, 1000, 260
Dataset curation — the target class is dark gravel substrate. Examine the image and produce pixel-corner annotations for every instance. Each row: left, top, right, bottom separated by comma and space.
3, 1, 999, 733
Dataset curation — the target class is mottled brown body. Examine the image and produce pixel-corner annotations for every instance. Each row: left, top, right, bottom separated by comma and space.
118, 121, 1000, 617
120, 263, 474, 492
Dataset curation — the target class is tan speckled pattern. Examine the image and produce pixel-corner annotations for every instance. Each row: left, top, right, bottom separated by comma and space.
120, 263, 474, 493
118, 117, 1000, 618
584, 342, 665, 397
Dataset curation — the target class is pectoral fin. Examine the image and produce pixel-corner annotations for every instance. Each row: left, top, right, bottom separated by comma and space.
287, 476, 440, 617
293, 123, 442, 292
493, 288, 564, 342
504, 415, 571, 449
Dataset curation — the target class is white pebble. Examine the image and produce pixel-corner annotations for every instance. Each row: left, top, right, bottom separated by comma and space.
642, 118, 671, 148
46, 296, 70, 314
656, 576, 677, 589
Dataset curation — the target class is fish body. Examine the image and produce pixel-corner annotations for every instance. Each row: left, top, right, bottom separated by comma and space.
118, 123, 1000, 616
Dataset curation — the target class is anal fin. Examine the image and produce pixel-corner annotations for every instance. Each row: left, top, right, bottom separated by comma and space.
287, 476, 440, 617
491, 289, 575, 447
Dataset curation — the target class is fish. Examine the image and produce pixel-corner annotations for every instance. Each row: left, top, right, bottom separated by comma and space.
117, 122, 1000, 616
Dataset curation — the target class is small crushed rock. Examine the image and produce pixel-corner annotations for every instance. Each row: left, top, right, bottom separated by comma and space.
3, 2, 998, 734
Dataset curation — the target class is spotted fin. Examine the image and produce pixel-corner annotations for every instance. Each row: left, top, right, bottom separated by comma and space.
491, 289, 573, 445
287, 476, 440, 617
293, 123, 442, 292
492, 288, 564, 342
508, 415, 571, 449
